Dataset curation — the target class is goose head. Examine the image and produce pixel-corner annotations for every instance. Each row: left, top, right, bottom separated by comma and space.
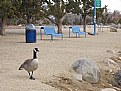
33, 48, 39, 59
33, 48, 39, 52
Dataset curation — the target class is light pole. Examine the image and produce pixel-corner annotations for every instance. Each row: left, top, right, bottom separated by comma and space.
93, 0, 96, 35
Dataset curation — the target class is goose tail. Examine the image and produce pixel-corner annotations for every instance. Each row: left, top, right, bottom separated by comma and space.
19, 64, 24, 70
19, 67, 22, 70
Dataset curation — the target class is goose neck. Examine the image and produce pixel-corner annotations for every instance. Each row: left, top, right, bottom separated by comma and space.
33, 51, 37, 59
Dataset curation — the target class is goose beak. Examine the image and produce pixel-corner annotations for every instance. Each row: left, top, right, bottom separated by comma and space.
37, 49, 39, 52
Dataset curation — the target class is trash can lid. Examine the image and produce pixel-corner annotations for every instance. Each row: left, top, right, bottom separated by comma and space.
26, 24, 35, 29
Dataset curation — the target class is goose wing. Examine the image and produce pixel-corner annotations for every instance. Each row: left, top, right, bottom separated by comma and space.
19, 59, 33, 70
23, 59, 33, 65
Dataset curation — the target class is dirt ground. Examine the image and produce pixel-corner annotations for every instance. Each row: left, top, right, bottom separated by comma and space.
0, 26, 121, 91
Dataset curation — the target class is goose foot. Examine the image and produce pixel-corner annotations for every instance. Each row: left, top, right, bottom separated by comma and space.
30, 76, 35, 80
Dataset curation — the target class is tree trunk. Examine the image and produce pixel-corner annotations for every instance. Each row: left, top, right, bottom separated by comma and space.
0, 18, 2, 35
56, 19, 63, 34
0, 17, 6, 36
26, 8, 31, 24
83, 15, 86, 33
83, 2, 86, 33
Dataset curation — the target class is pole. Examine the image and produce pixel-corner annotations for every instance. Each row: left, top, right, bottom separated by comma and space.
94, 0, 96, 35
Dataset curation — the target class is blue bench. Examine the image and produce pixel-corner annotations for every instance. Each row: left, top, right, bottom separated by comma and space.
69, 26, 86, 38
40, 26, 63, 41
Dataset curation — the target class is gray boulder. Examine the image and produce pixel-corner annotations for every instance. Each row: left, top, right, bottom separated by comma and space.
71, 58, 101, 83
114, 70, 121, 86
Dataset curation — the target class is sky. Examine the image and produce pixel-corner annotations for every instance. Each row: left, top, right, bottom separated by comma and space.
101, 0, 121, 12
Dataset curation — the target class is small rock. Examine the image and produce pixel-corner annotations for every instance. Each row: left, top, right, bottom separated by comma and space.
73, 73, 82, 81
119, 57, 121, 60
118, 51, 121, 53
113, 87, 121, 90
103, 58, 120, 72
110, 27, 117, 32
100, 88, 116, 91
106, 50, 115, 53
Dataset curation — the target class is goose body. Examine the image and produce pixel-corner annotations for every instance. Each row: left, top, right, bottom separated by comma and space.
19, 48, 39, 80
20, 58, 38, 71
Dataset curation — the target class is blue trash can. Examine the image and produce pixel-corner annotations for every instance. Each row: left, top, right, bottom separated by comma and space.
25, 24, 36, 43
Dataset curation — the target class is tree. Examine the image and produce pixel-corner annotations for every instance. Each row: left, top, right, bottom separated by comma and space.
118, 18, 121, 24
41, 0, 68, 33
95, 8, 104, 24
89, 5, 107, 25
81, 0, 94, 32
112, 10, 121, 24
0, 0, 21, 36
66, 0, 94, 33
41, 0, 88, 33
101, 5, 109, 25
17, 0, 43, 24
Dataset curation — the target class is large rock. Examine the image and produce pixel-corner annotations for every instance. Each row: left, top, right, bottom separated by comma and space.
71, 58, 101, 83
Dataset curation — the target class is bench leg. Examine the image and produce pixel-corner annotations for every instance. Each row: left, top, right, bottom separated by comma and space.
51, 35, 53, 41
40, 30, 42, 40
78, 33, 80, 38
62, 35, 63, 40
76, 33, 78, 38
69, 29, 71, 38
85, 33, 86, 37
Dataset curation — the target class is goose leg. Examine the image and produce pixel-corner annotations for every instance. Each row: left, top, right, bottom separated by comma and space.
30, 71, 35, 80
28, 71, 30, 76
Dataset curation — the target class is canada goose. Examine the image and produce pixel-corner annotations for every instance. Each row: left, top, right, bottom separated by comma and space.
19, 48, 39, 80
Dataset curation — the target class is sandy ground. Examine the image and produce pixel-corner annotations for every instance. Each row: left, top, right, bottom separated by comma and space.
0, 26, 121, 91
